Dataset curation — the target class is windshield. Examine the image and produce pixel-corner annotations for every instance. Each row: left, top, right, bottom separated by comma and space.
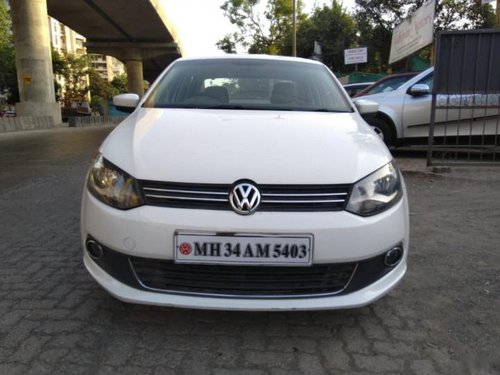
365, 75, 416, 95
143, 58, 352, 113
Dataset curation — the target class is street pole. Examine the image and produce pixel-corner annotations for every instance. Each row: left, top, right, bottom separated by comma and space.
292, 0, 297, 57
497, 0, 500, 26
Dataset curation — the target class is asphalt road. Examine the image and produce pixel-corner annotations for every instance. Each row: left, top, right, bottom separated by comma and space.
0, 127, 499, 374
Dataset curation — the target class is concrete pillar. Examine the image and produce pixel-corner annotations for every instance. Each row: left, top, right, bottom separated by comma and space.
10, 0, 61, 124
125, 60, 144, 96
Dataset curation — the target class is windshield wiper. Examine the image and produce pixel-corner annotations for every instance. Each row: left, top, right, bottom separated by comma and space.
204, 104, 253, 110
309, 108, 352, 113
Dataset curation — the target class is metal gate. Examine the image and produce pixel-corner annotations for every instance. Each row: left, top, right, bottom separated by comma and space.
427, 29, 500, 166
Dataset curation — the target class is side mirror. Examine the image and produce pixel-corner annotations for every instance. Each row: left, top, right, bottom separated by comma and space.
408, 84, 431, 97
354, 99, 379, 115
113, 93, 140, 113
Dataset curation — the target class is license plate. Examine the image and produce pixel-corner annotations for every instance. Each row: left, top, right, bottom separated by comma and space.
174, 232, 313, 266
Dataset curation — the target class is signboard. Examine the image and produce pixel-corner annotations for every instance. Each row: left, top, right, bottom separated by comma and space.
389, 0, 435, 64
312, 41, 323, 61
344, 47, 368, 65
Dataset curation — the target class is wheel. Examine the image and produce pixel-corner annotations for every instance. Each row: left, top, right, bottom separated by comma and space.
369, 118, 395, 147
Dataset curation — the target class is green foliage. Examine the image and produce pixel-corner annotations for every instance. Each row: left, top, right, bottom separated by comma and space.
51, 48, 65, 75
0, 1, 11, 46
52, 50, 90, 103
355, 0, 497, 72
0, 2, 18, 103
111, 73, 127, 94
217, 0, 357, 72
295, 1, 357, 72
216, 33, 239, 53
434, 0, 497, 31
218, 0, 304, 54
88, 69, 115, 100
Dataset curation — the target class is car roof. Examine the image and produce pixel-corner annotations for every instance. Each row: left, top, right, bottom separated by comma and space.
175, 54, 324, 66
368, 71, 420, 84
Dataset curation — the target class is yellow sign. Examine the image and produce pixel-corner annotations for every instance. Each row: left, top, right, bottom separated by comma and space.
23, 75, 32, 84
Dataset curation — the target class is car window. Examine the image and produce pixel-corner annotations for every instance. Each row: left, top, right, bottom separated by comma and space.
143, 59, 352, 113
365, 75, 416, 95
344, 85, 365, 97
417, 74, 433, 91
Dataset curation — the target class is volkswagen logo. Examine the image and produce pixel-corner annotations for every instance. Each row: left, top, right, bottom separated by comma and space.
229, 182, 261, 215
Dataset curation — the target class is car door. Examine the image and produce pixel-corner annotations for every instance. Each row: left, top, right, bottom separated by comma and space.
402, 73, 485, 139
401, 73, 435, 138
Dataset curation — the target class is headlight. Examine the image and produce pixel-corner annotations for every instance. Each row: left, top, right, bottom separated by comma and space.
87, 154, 144, 210
346, 161, 402, 217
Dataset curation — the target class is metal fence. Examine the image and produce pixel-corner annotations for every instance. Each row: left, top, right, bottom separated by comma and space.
0, 116, 57, 133
427, 29, 500, 166
70, 115, 127, 127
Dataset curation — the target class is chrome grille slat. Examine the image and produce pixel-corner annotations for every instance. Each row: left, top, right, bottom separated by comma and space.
262, 192, 347, 197
139, 180, 351, 212
261, 199, 345, 204
145, 194, 227, 202
143, 187, 228, 195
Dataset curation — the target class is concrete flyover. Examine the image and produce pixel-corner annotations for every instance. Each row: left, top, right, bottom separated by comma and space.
10, 0, 181, 124
46, 0, 182, 94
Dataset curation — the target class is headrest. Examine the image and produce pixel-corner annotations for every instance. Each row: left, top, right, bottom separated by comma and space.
270, 82, 297, 105
204, 86, 229, 103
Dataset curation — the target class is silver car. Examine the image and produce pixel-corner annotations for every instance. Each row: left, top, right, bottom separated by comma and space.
356, 67, 500, 146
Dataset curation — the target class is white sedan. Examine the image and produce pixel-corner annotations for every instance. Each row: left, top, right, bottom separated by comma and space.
81, 55, 409, 311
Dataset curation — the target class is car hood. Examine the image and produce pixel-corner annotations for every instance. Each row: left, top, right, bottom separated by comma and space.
101, 108, 392, 184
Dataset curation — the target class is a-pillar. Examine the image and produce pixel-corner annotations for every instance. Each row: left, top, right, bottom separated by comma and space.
125, 60, 144, 96
10, 0, 61, 123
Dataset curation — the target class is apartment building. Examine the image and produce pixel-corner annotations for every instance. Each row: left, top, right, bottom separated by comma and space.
48, 17, 125, 83
88, 54, 125, 81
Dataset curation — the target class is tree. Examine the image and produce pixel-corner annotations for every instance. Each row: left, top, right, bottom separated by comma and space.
88, 69, 116, 112
356, 0, 495, 31
88, 70, 115, 99
218, 0, 304, 54
295, 1, 357, 73
52, 50, 90, 105
216, 33, 239, 54
355, 0, 497, 72
111, 73, 127, 94
0, 2, 18, 104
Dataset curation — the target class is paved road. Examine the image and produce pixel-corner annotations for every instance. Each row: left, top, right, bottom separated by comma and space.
1, 127, 499, 374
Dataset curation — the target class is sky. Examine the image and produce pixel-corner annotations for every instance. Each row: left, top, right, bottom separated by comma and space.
161, 0, 357, 56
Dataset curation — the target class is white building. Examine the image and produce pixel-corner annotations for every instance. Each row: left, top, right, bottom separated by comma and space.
48, 17, 125, 98
88, 54, 125, 82
49, 17, 86, 56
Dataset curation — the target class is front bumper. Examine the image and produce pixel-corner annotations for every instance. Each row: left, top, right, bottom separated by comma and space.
84, 250, 406, 311
81, 189, 409, 310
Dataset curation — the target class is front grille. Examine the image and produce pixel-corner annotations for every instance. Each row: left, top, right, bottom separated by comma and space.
139, 181, 351, 212
129, 258, 357, 297
88, 237, 397, 299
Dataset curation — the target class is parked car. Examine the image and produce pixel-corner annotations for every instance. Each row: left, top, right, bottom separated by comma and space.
343, 82, 374, 97
354, 72, 420, 98
354, 67, 500, 146
0, 109, 16, 118
82, 55, 409, 311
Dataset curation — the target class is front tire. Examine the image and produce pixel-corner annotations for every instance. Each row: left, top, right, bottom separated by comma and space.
370, 118, 395, 147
